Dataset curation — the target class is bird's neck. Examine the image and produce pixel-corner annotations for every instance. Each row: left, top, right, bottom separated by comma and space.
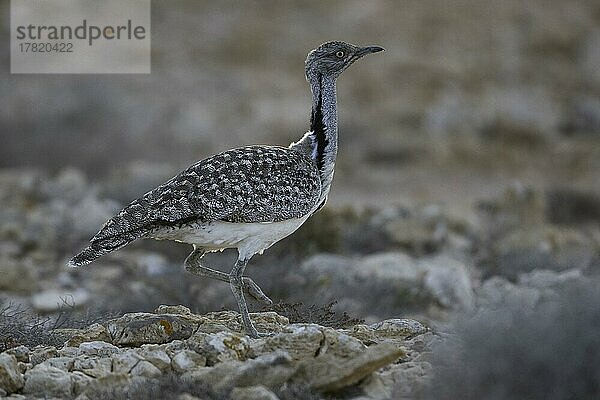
294, 73, 337, 202
310, 73, 338, 166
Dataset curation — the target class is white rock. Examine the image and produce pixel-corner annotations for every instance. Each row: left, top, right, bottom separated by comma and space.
31, 289, 90, 312
112, 350, 144, 374
477, 276, 541, 310
70, 371, 93, 397
72, 356, 112, 378
172, 350, 206, 373
39, 357, 74, 372
140, 345, 171, 371
369, 319, 428, 338
130, 360, 161, 378
517, 269, 582, 289
360, 252, 424, 282
77, 341, 120, 357
23, 364, 72, 398
0, 354, 24, 394
299, 254, 356, 285
136, 253, 169, 276
422, 255, 474, 310
206, 332, 252, 362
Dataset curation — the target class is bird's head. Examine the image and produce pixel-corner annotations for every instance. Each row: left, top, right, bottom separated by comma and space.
305, 41, 384, 80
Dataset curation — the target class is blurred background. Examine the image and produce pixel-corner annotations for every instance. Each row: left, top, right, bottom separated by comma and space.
1, 0, 600, 361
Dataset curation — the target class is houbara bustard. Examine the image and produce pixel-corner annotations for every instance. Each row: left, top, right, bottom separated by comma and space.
69, 41, 384, 338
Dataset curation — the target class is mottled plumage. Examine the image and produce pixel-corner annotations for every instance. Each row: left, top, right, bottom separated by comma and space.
99, 146, 319, 234
69, 41, 383, 338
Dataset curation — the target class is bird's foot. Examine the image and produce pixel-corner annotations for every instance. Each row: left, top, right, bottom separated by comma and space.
242, 277, 273, 306
246, 326, 276, 339
253, 331, 276, 338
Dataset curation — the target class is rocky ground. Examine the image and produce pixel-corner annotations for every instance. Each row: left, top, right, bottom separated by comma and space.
0, 169, 599, 399
0, 305, 431, 399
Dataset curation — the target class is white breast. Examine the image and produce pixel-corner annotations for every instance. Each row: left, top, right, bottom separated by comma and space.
151, 215, 311, 260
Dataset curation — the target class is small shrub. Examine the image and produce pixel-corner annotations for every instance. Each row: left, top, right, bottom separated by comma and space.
427, 281, 600, 400
0, 300, 123, 352
265, 300, 364, 329
0, 303, 62, 351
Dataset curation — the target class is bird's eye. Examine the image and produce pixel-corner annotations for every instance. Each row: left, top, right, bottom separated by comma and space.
335, 51, 345, 58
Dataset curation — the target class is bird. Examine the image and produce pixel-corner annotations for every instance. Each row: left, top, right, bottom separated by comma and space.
68, 41, 384, 338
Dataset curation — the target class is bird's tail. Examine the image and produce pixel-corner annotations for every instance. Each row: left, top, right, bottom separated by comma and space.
68, 230, 142, 267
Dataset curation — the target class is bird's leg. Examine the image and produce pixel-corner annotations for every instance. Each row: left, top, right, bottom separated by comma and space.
184, 247, 229, 281
230, 258, 272, 338
184, 247, 272, 305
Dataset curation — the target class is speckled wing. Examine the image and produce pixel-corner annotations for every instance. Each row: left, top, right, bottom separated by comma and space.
92, 145, 321, 243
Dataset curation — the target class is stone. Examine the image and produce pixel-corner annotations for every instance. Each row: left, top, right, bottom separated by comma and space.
0, 305, 437, 397
359, 253, 424, 282
299, 251, 473, 316
40, 356, 74, 371
77, 341, 120, 357
477, 276, 542, 310
111, 350, 145, 374
402, 332, 438, 362
139, 345, 172, 371
230, 385, 280, 400
30, 346, 58, 365
72, 356, 112, 378
58, 346, 79, 358
250, 324, 324, 361
163, 340, 187, 359
422, 255, 474, 310
196, 311, 289, 335
492, 225, 596, 279
16, 362, 28, 375
478, 184, 545, 236
31, 289, 90, 312
203, 331, 254, 363
136, 253, 170, 276
107, 312, 198, 346
369, 319, 429, 339
155, 304, 194, 316
172, 350, 206, 373
347, 319, 428, 346
23, 364, 72, 398
71, 371, 93, 397
78, 373, 131, 397
382, 205, 448, 252
293, 342, 405, 392
67, 323, 112, 347
0, 354, 24, 394
299, 254, 356, 286
130, 360, 162, 378
320, 327, 366, 359
4, 346, 30, 363
518, 268, 583, 289
365, 361, 432, 399
184, 352, 296, 391
298, 252, 425, 317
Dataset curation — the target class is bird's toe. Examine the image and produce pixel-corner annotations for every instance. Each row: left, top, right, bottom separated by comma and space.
242, 277, 273, 305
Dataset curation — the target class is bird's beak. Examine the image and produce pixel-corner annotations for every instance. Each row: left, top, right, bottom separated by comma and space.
355, 45, 385, 58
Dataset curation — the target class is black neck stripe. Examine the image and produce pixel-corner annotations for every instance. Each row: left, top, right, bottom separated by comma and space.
310, 75, 328, 171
